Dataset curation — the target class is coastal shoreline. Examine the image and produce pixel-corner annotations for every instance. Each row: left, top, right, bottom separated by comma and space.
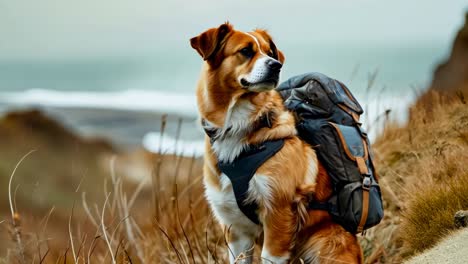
0, 102, 203, 150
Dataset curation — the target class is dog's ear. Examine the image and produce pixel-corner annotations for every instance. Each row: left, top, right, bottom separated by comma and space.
277, 49, 285, 64
269, 39, 285, 64
255, 29, 285, 64
190, 22, 233, 61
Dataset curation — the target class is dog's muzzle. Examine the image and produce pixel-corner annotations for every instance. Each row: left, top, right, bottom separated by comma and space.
240, 58, 282, 89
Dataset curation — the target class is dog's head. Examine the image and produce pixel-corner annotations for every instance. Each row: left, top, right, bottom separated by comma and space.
190, 22, 285, 93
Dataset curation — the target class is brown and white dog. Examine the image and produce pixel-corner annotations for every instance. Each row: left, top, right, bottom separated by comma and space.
190, 23, 362, 264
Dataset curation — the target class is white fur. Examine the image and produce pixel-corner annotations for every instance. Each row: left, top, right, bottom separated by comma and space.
261, 249, 290, 264
305, 156, 319, 185
243, 57, 271, 84
246, 174, 274, 211
212, 99, 255, 163
228, 235, 255, 264
277, 111, 291, 123
204, 174, 261, 264
213, 137, 247, 163
238, 56, 281, 93
224, 99, 256, 135
204, 174, 255, 228
205, 175, 257, 228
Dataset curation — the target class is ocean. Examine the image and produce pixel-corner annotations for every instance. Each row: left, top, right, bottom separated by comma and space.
0, 41, 449, 156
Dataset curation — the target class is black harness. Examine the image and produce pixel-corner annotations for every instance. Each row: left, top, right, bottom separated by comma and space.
202, 112, 284, 224
218, 139, 284, 224
202, 112, 328, 225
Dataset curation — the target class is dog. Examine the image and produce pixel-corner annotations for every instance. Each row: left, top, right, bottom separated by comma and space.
190, 22, 362, 264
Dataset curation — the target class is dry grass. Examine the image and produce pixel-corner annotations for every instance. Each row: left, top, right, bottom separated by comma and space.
402, 172, 468, 255
0, 148, 232, 264
0, 110, 233, 264
363, 91, 468, 263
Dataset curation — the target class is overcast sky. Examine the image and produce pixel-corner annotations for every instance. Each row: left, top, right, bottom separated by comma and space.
1, 0, 467, 60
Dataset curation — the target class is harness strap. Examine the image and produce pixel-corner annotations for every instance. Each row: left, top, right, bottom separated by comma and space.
218, 139, 285, 225
201, 111, 282, 225
201, 111, 275, 143
308, 202, 329, 211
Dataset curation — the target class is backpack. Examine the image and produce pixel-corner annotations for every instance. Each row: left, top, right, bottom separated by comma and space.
277, 72, 384, 234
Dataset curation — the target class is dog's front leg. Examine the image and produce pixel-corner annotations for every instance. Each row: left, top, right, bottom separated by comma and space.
225, 228, 257, 264
261, 206, 296, 264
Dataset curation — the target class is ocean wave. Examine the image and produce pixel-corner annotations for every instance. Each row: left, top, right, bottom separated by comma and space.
142, 131, 205, 157
0, 89, 198, 117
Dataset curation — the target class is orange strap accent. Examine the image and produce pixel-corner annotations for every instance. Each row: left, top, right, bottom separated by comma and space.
351, 112, 360, 123
337, 80, 356, 104
357, 188, 370, 233
356, 157, 369, 175
373, 167, 380, 182
337, 104, 360, 124
361, 138, 369, 161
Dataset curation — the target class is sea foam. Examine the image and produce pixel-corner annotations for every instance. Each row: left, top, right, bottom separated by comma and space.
0, 89, 198, 117
142, 131, 205, 157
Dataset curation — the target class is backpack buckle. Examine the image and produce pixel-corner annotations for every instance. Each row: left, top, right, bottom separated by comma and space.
362, 176, 371, 191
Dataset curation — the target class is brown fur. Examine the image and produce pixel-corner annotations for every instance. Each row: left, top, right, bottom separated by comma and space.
191, 22, 362, 263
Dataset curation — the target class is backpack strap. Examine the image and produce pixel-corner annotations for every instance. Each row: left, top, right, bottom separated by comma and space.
356, 140, 371, 233
218, 139, 285, 224
357, 176, 371, 233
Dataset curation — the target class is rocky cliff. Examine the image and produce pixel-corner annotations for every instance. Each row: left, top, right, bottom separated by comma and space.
429, 11, 468, 94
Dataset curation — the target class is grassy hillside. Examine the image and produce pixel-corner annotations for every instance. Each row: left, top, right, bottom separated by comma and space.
362, 92, 468, 263
363, 13, 468, 262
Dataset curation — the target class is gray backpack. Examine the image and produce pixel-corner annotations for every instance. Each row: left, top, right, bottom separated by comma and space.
277, 72, 384, 234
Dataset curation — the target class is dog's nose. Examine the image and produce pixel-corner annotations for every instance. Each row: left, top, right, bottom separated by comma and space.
266, 59, 282, 71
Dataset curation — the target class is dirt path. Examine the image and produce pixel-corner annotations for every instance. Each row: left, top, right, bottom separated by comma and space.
405, 228, 468, 264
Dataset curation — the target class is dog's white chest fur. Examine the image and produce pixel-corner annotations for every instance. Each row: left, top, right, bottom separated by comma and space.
204, 170, 290, 263
204, 173, 260, 232
209, 99, 256, 163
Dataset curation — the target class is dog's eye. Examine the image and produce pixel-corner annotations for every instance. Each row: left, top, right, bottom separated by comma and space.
267, 50, 274, 57
240, 47, 254, 58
